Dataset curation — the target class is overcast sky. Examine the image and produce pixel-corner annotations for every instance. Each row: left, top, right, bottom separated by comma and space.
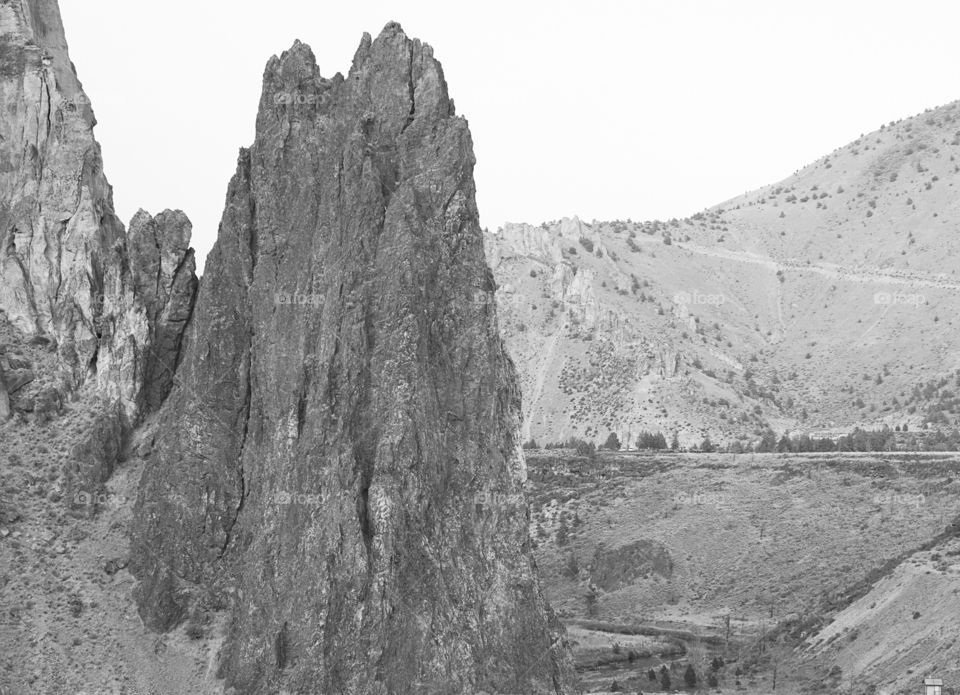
61, 0, 960, 272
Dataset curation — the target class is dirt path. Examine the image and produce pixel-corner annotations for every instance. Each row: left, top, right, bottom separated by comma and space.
631, 232, 960, 291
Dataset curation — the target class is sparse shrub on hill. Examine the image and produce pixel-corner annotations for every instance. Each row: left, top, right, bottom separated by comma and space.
578, 236, 594, 252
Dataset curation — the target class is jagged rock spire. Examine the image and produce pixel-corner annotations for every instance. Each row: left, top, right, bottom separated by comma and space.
131, 22, 575, 694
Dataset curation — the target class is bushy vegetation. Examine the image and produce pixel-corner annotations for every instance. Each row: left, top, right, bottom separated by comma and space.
636, 430, 668, 450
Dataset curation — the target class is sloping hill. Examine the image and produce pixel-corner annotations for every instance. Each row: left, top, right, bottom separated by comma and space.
806, 537, 960, 694
487, 100, 960, 448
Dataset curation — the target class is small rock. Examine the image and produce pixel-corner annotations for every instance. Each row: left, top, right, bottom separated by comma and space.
104, 557, 129, 575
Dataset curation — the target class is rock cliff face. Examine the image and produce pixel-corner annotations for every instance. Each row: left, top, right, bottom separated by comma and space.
0, 0, 196, 422
130, 23, 574, 695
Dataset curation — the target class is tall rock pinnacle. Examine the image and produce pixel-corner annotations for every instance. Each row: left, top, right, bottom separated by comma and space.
131, 23, 575, 694
0, 0, 196, 422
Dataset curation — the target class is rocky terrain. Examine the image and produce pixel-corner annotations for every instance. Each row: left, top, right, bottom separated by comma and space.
3, 2, 960, 695
487, 103, 960, 448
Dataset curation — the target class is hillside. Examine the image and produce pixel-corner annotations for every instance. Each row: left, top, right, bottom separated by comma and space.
487, 101, 960, 448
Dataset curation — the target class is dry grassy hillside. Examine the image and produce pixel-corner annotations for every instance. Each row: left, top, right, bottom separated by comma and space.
487, 101, 960, 448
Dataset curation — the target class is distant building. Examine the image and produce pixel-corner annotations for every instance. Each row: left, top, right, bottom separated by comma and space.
924, 677, 943, 695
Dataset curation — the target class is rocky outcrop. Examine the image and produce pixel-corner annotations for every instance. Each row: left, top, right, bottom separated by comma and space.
0, 0, 197, 423
126, 209, 198, 411
63, 401, 123, 515
131, 23, 574, 695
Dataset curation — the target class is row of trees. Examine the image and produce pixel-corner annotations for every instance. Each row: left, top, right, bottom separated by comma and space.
528, 425, 960, 455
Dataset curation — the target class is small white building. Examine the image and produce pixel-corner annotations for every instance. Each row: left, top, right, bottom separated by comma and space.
924, 677, 943, 695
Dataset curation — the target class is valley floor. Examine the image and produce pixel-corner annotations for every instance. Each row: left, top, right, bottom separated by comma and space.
526, 450, 960, 694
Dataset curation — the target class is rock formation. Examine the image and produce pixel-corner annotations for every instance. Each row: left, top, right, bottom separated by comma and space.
131, 23, 574, 694
126, 209, 198, 412
0, 0, 196, 423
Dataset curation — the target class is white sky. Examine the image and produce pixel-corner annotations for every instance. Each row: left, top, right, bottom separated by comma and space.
61, 0, 960, 272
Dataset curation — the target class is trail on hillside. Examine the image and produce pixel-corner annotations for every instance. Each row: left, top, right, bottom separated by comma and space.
630, 232, 960, 292
674, 239, 960, 291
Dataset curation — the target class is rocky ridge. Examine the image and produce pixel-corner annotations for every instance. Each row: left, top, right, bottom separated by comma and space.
0, 0, 197, 426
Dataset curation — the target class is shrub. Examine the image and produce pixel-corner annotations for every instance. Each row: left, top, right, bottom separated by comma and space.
563, 553, 579, 578
578, 236, 594, 252
556, 518, 569, 546
659, 665, 671, 690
